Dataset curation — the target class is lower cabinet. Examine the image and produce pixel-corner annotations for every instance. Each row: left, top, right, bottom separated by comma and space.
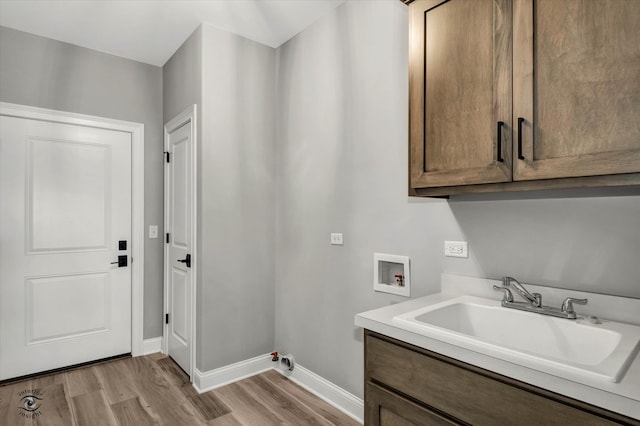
366, 382, 457, 426
364, 330, 640, 426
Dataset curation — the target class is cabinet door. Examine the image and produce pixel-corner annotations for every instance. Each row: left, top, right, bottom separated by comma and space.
513, 0, 640, 181
365, 383, 459, 426
409, 0, 512, 189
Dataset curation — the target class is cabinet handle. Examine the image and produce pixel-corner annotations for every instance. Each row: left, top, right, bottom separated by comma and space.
497, 121, 504, 163
517, 117, 525, 160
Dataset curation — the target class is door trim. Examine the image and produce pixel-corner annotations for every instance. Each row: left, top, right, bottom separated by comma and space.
0, 102, 145, 356
163, 104, 197, 380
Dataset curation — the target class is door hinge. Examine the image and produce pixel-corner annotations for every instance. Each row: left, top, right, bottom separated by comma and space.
165, 313, 169, 324
166, 233, 170, 243
164, 151, 170, 163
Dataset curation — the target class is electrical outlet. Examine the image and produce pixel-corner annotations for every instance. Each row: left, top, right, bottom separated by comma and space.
444, 241, 468, 258
330, 233, 344, 245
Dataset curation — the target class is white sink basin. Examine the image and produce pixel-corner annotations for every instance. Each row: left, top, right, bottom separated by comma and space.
393, 295, 640, 383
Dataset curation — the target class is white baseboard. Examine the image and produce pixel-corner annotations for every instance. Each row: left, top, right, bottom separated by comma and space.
142, 337, 163, 355
193, 353, 275, 394
191, 354, 364, 424
277, 364, 364, 424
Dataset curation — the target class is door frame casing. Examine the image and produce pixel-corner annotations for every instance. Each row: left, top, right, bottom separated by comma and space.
163, 104, 197, 380
0, 101, 145, 356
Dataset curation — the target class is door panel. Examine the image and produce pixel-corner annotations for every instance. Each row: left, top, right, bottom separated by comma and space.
172, 137, 189, 247
366, 383, 458, 426
0, 116, 132, 380
425, 0, 494, 171
409, 0, 512, 189
171, 269, 188, 345
513, 0, 640, 180
27, 138, 110, 252
26, 273, 110, 343
165, 120, 193, 375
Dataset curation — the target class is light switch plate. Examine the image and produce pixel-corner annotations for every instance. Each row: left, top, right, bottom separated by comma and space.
330, 233, 343, 245
444, 241, 468, 258
149, 225, 158, 239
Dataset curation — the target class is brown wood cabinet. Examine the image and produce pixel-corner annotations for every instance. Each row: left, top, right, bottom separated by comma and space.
366, 382, 457, 426
364, 330, 640, 426
408, 0, 640, 197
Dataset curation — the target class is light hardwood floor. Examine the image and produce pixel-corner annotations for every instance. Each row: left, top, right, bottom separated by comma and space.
0, 353, 361, 425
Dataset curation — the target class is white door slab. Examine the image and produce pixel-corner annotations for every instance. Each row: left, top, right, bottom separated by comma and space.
0, 116, 132, 380
164, 108, 195, 376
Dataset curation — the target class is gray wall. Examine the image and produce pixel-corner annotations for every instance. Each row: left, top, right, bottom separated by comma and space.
162, 26, 203, 364
274, 0, 640, 400
275, 0, 452, 398
163, 27, 202, 124
163, 24, 276, 372
0, 26, 165, 339
446, 192, 640, 296
198, 24, 275, 372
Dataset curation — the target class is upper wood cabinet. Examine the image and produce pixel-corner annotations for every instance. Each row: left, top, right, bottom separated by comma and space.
513, 0, 640, 181
409, 0, 640, 196
409, 0, 513, 188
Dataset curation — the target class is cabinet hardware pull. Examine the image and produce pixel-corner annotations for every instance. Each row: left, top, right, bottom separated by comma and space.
497, 121, 504, 163
517, 117, 525, 160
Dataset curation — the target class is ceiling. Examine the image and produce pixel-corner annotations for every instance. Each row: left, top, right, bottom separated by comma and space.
0, 0, 345, 67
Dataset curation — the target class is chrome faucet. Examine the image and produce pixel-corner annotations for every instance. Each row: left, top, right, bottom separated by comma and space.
503, 276, 542, 307
493, 276, 588, 320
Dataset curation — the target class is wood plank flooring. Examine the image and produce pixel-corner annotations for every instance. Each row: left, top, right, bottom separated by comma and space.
0, 354, 360, 426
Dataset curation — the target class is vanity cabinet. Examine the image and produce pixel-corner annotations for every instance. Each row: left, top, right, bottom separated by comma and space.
408, 0, 640, 196
366, 382, 456, 425
364, 330, 640, 425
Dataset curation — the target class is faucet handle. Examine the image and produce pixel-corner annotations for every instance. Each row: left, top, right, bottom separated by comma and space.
493, 285, 514, 303
561, 297, 588, 314
532, 292, 542, 307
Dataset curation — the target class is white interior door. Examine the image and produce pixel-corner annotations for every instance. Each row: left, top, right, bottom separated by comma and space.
165, 115, 194, 376
0, 115, 132, 380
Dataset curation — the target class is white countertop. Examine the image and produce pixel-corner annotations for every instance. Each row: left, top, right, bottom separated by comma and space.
354, 274, 640, 420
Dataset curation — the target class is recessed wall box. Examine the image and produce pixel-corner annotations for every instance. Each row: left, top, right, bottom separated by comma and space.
373, 253, 410, 297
